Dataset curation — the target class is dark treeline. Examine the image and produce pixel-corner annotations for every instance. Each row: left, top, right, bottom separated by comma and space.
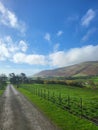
43, 75, 98, 80
0, 73, 97, 89
9, 73, 29, 85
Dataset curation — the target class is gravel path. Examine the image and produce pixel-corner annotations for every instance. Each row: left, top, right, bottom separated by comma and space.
0, 85, 59, 130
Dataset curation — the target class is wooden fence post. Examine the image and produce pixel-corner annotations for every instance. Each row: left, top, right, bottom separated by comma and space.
80, 98, 83, 118
44, 89, 46, 99
48, 90, 50, 100
38, 88, 40, 96
58, 93, 62, 105
40, 89, 42, 97
68, 96, 70, 110
52, 92, 55, 103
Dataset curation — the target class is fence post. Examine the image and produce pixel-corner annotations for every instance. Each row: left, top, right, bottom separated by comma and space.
48, 90, 50, 100
36, 88, 38, 95
58, 93, 62, 105
35, 88, 37, 95
36, 88, 38, 96
68, 96, 70, 110
40, 89, 42, 97
33, 87, 34, 94
32, 87, 34, 94
52, 92, 55, 103
80, 98, 83, 118
38, 88, 40, 96
44, 89, 46, 99
34, 88, 35, 94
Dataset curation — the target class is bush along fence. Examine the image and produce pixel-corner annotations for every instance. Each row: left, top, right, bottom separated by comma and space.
22, 86, 98, 125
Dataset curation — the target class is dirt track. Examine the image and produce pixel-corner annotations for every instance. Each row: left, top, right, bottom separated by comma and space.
0, 85, 59, 130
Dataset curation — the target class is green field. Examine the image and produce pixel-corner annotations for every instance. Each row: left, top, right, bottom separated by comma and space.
18, 83, 98, 130
91, 76, 98, 83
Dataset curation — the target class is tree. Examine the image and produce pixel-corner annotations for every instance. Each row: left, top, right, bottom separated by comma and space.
20, 73, 28, 83
9, 73, 28, 85
9, 73, 16, 84
0, 74, 8, 89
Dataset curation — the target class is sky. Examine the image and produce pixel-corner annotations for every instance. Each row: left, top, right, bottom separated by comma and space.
0, 0, 98, 76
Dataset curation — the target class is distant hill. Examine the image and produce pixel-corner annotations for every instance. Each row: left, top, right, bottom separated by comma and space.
34, 61, 98, 78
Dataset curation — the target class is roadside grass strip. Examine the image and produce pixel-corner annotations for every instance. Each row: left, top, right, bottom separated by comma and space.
0, 90, 4, 96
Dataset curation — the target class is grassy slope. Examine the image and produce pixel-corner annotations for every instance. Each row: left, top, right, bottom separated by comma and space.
34, 61, 98, 78
18, 85, 98, 130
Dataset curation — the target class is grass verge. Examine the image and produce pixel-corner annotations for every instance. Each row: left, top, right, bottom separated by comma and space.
18, 87, 98, 130
0, 90, 4, 96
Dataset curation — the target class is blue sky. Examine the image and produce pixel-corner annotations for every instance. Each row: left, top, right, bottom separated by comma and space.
0, 0, 98, 75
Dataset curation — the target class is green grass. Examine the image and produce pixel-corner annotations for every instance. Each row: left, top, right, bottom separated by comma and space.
0, 90, 4, 96
0, 85, 6, 96
19, 83, 98, 99
91, 76, 98, 83
18, 84, 98, 118
0, 86, 5, 96
18, 84, 98, 130
73, 73, 87, 77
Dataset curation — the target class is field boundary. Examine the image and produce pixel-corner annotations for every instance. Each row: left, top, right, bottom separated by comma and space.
21, 85, 98, 126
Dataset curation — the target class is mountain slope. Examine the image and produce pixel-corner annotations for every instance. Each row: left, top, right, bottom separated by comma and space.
34, 61, 98, 78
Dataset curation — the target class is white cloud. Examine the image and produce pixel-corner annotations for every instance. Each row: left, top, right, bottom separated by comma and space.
0, 36, 28, 60
82, 28, 96, 41
0, 2, 26, 33
13, 53, 46, 65
0, 2, 6, 14
0, 36, 47, 66
19, 40, 28, 52
57, 30, 63, 37
44, 33, 51, 42
0, 35, 98, 68
53, 43, 60, 52
4, 36, 13, 44
49, 45, 98, 67
0, 40, 10, 60
81, 9, 96, 27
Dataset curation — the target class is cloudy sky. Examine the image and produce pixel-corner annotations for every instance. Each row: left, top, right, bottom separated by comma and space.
0, 0, 98, 75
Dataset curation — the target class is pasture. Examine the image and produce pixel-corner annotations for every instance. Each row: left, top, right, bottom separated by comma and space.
18, 83, 98, 130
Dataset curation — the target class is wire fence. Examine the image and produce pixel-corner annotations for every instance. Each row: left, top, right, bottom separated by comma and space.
22, 86, 98, 125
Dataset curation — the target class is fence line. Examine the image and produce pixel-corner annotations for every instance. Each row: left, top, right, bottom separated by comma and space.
22, 86, 98, 125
